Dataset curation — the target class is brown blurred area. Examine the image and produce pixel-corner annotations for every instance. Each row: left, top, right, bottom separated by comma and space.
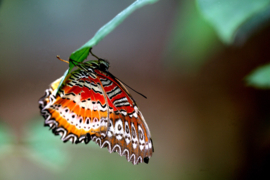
1, 0, 270, 179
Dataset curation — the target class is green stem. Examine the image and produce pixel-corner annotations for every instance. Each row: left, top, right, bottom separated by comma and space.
55, 0, 158, 95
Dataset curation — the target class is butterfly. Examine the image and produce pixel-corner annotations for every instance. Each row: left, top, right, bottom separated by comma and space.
39, 50, 154, 165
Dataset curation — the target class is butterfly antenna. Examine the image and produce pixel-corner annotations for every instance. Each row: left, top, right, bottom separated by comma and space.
89, 48, 101, 60
108, 72, 147, 99
56, 55, 69, 64
119, 79, 147, 99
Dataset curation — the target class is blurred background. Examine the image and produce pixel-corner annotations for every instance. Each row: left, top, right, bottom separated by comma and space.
1, 0, 270, 179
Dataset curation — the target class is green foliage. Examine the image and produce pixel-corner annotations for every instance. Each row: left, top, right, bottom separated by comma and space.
56, 0, 158, 95
197, 0, 270, 44
246, 63, 270, 89
23, 118, 71, 171
165, 0, 220, 73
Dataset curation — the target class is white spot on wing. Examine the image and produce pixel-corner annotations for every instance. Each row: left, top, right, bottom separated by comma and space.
129, 106, 139, 118
149, 141, 152, 149
124, 121, 131, 144
138, 125, 145, 151
107, 120, 114, 137
131, 123, 138, 149
100, 117, 108, 127
115, 119, 124, 140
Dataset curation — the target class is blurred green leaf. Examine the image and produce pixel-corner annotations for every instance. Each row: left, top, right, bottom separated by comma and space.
23, 116, 101, 171
197, 0, 270, 44
246, 63, 270, 88
23, 117, 71, 171
165, 0, 220, 73
56, 0, 158, 94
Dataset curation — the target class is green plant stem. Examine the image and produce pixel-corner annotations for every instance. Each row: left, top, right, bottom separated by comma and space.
55, 0, 158, 95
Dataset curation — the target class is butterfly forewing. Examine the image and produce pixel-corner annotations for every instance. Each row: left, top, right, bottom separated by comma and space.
39, 60, 153, 165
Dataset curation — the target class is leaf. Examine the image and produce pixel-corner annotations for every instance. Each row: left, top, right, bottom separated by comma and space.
23, 117, 71, 171
246, 63, 270, 89
164, 0, 220, 73
197, 0, 270, 44
56, 0, 158, 95
23, 117, 101, 171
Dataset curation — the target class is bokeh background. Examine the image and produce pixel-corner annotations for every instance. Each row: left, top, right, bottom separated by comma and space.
1, 0, 270, 179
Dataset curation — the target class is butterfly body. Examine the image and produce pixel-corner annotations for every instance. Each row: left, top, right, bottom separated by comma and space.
39, 59, 154, 165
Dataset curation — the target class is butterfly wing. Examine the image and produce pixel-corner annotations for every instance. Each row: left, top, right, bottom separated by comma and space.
39, 67, 154, 165
39, 69, 110, 144
93, 70, 154, 165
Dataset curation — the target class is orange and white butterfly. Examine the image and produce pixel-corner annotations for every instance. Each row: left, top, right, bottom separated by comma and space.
39, 53, 154, 165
